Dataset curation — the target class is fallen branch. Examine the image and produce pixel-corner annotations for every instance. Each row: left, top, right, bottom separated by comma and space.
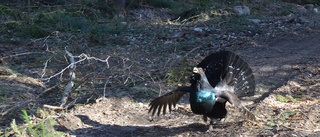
43, 105, 63, 110
59, 50, 76, 107
0, 100, 33, 116
42, 50, 110, 109
1, 50, 112, 113
1, 52, 46, 59
41, 52, 110, 82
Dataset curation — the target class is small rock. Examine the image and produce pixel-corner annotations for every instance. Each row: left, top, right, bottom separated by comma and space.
193, 27, 203, 32
304, 4, 318, 13
249, 19, 261, 24
305, 4, 314, 11
121, 22, 127, 25
164, 40, 173, 45
233, 6, 250, 15
118, 13, 125, 19
312, 8, 318, 13
295, 5, 307, 14
298, 17, 310, 23
282, 13, 296, 22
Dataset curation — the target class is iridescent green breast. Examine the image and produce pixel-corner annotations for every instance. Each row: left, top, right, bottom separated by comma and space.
190, 90, 216, 104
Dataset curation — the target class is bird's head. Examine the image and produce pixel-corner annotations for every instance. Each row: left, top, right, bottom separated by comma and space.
193, 67, 204, 74
190, 67, 207, 86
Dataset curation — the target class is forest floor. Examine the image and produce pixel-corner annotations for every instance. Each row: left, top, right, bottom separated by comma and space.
1, 1, 320, 137
53, 26, 320, 137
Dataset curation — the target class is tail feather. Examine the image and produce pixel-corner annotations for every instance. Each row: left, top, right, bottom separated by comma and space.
195, 51, 255, 98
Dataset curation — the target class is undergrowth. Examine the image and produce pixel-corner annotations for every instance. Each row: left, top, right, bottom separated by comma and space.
1, 110, 64, 137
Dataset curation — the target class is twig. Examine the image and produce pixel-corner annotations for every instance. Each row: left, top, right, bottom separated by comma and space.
123, 58, 133, 85
146, 72, 156, 85
103, 81, 108, 98
183, 46, 201, 58
309, 83, 320, 89
41, 58, 51, 78
41, 53, 110, 81
10, 4, 82, 8
37, 82, 63, 98
43, 51, 110, 109
1, 52, 45, 59
1, 50, 112, 113
43, 105, 63, 110
64, 97, 79, 110
42, 57, 84, 82
0, 100, 34, 116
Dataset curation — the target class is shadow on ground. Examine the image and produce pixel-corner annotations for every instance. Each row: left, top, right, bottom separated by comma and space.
56, 115, 249, 137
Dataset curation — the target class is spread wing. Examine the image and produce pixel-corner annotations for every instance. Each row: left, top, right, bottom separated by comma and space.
149, 87, 191, 116
216, 91, 256, 121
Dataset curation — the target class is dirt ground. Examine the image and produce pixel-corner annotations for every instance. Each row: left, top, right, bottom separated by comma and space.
53, 26, 320, 136
1, 3, 320, 137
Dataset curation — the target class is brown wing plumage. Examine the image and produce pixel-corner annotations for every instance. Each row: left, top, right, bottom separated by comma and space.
149, 87, 190, 116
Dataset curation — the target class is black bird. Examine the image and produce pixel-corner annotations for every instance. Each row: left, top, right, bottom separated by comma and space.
149, 51, 256, 131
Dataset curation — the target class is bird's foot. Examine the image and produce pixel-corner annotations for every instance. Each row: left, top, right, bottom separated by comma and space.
206, 125, 214, 132
206, 120, 215, 132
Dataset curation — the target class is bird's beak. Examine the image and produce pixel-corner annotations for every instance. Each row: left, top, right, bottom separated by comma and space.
193, 67, 198, 73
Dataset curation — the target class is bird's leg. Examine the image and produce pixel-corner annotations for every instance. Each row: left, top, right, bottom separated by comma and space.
206, 119, 215, 132
203, 115, 208, 122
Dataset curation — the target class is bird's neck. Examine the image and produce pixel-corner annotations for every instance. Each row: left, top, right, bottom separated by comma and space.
197, 71, 213, 90
189, 71, 216, 103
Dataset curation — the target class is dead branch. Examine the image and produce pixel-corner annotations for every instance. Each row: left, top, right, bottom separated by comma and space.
40, 57, 51, 78
43, 105, 63, 110
1, 50, 111, 114
8, 4, 82, 8
41, 53, 110, 82
41, 50, 110, 109
0, 100, 33, 116
59, 50, 76, 107
1, 52, 46, 59
37, 82, 63, 98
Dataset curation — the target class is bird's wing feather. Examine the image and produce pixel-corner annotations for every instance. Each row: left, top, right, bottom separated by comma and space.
149, 87, 190, 116
216, 91, 256, 121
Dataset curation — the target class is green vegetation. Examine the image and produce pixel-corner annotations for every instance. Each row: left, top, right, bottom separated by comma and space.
0, 4, 126, 44
5, 110, 64, 137
164, 66, 192, 85
279, 111, 296, 121
0, 66, 16, 75
276, 94, 298, 102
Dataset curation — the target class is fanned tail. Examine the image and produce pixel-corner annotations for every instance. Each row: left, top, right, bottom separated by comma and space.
195, 51, 255, 97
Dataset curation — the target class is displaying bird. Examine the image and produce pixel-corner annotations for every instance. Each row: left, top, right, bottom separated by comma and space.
148, 50, 256, 131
